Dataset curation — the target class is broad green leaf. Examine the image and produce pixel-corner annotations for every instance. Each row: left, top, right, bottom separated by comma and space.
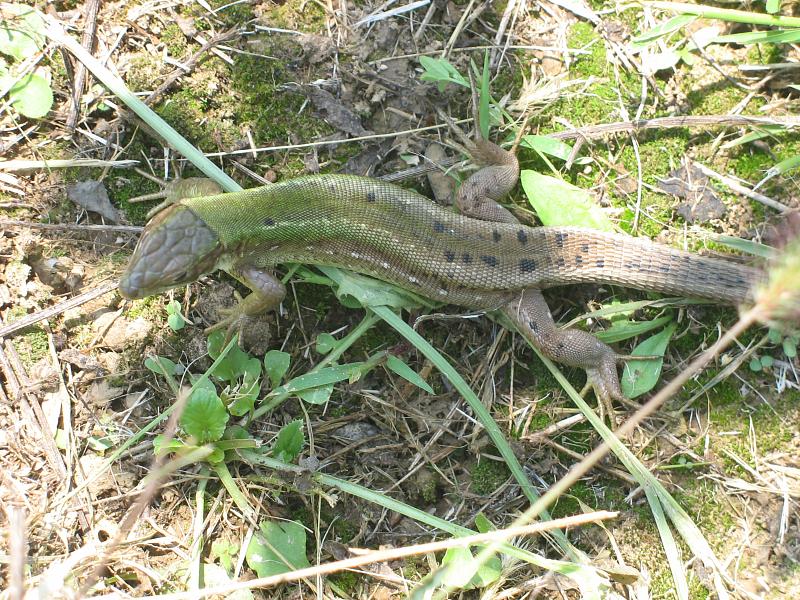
783, 338, 797, 358
520, 170, 615, 231
271, 420, 304, 463
766, 0, 780, 13
386, 355, 434, 393
144, 355, 178, 377
8, 73, 52, 118
272, 362, 366, 397
153, 435, 186, 455
208, 330, 260, 383
419, 56, 469, 91
0, 5, 46, 61
180, 387, 229, 443
264, 349, 291, 387
319, 265, 432, 310
714, 29, 800, 45
631, 15, 695, 47
520, 135, 573, 161
246, 520, 311, 577
721, 126, 783, 149
316, 332, 337, 354
297, 383, 334, 405
441, 546, 502, 590
166, 299, 186, 331
621, 323, 677, 398
226, 369, 260, 417
596, 315, 674, 344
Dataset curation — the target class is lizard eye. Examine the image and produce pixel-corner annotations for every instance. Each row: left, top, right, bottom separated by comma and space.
119, 205, 220, 299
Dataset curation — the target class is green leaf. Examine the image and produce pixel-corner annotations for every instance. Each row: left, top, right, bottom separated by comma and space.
631, 15, 695, 47
714, 235, 775, 259
264, 349, 291, 387
319, 266, 432, 310
714, 29, 800, 45
180, 387, 229, 443
520, 135, 574, 161
621, 323, 677, 398
749, 357, 762, 372
144, 355, 178, 377
153, 434, 187, 455
783, 337, 797, 358
316, 333, 337, 354
760, 355, 774, 368
227, 369, 260, 417
8, 72, 52, 118
271, 420, 304, 463
208, 330, 258, 383
520, 170, 615, 231
385, 355, 434, 393
297, 383, 334, 405
441, 546, 502, 590
419, 56, 469, 92
474, 513, 494, 534
478, 51, 491, 141
246, 520, 311, 577
211, 539, 239, 575
766, 0, 780, 13
596, 315, 674, 344
166, 299, 186, 331
272, 362, 366, 397
0, 5, 46, 61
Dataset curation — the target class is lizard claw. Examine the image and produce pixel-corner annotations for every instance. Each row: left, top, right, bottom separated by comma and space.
205, 306, 249, 347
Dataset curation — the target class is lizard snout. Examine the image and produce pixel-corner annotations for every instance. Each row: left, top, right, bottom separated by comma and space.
119, 204, 221, 299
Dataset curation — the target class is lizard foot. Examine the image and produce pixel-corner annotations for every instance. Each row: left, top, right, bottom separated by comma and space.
204, 305, 251, 347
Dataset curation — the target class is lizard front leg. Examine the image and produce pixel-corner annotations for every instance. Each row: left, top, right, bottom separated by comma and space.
453, 139, 626, 410
206, 263, 286, 344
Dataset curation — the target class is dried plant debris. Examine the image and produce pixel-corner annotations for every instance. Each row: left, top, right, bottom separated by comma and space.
657, 162, 726, 224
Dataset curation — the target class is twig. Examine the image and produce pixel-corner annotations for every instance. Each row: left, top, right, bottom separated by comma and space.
691, 161, 790, 213
66, 0, 102, 131
89, 511, 618, 599
549, 114, 800, 140
0, 281, 119, 340
0, 219, 142, 234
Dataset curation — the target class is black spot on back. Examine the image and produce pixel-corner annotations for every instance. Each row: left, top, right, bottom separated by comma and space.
528, 319, 539, 332
462, 253, 473, 264
556, 257, 566, 267
580, 243, 589, 253
492, 229, 501, 243
366, 191, 376, 202
519, 259, 536, 273
595, 259, 605, 268
555, 232, 568, 248
264, 217, 276, 226
433, 221, 445, 233
575, 255, 584, 266
517, 229, 528, 245
481, 255, 498, 267
444, 250, 455, 263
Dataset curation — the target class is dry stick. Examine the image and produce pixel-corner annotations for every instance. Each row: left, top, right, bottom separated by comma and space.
90, 512, 618, 600
0, 280, 119, 339
548, 114, 800, 141
0, 219, 142, 234
691, 161, 790, 213
66, 0, 102, 131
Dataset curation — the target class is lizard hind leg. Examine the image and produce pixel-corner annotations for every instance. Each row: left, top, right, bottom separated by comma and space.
502, 289, 626, 411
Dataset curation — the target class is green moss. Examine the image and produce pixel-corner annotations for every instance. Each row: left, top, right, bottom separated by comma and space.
329, 571, 360, 594
551, 481, 595, 518
161, 23, 189, 60
470, 457, 510, 495
8, 306, 49, 365
687, 82, 747, 116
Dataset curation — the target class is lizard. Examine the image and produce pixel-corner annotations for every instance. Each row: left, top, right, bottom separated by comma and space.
118, 139, 760, 405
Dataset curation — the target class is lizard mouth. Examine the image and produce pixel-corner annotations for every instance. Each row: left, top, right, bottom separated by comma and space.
119, 204, 221, 299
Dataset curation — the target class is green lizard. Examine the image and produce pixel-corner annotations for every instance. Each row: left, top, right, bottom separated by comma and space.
119, 140, 760, 404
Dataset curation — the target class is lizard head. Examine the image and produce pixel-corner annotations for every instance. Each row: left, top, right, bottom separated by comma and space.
119, 204, 222, 299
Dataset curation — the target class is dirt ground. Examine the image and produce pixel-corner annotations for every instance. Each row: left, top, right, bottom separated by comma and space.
1, 0, 799, 598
